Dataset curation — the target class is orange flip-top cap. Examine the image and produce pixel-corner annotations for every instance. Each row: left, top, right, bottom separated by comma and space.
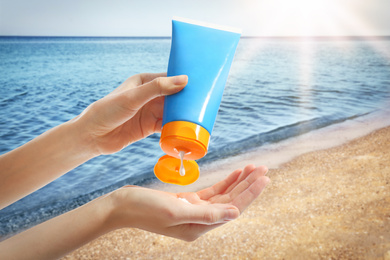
160, 121, 210, 160
154, 155, 199, 185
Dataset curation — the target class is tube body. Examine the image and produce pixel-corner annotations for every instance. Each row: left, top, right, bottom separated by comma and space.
163, 18, 241, 135
154, 18, 241, 185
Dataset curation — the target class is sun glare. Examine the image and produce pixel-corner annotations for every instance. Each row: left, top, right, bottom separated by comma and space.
238, 0, 390, 116
236, 0, 390, 88
258, 0, 341, 37
245, 0, 390, 57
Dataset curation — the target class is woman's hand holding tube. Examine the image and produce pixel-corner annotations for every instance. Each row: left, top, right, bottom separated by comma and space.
73, 73, 188, 156
0, 73, 187, 209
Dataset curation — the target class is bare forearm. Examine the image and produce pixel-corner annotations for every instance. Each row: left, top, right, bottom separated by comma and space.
0, 194, 114, 260
0, 119, 96, 209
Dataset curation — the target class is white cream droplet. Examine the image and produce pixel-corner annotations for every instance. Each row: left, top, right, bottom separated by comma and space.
178, 198, 190, 204
179, 151, 185, 176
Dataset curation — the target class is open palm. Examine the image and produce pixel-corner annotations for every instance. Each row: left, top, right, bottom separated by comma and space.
114, 164, 269, 241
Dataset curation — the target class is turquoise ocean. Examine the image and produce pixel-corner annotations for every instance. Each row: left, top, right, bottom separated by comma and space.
0, 36, 389, 237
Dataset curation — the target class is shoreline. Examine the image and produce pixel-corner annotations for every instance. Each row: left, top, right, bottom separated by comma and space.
149, 107, 390, 193
63, 107, 390, 259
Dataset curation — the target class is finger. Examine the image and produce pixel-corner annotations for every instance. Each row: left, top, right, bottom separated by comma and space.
139, 72, 167, 85
232, 176, 270, 213
123, 75, 188, 111
110, 72, 168, 95
197, 169, 242, 200
100, 75, 187, 128
227, 165, 268, 202
142, 96, 164, 133
224, 164, 256, 194
207, 166, 268, 204
168, 222, 225, 242
179, 204, 240, 225
154, 119, 163, 133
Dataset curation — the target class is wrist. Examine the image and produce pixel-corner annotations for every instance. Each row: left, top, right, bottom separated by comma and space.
66, 115, 99, 159
91, 192, 120, 234
104, 187, 138, 230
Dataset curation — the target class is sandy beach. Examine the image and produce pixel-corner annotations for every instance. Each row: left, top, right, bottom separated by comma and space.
63, 111, 390, 260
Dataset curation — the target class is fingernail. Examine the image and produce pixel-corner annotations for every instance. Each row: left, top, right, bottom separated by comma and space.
173, 75, 188, 85
262, 166, 269, 175
225, 208, 239, 221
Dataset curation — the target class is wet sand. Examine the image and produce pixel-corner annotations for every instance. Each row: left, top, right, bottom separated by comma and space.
63, 112, 390, 259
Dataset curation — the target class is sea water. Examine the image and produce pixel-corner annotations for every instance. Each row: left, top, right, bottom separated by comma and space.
0, 36, 389, 237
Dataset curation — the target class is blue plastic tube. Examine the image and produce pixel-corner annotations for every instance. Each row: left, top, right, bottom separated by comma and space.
154, 18, 241, 185
163, 17, 241, 134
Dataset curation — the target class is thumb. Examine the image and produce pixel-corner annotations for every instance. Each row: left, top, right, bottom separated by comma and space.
123, 75, 187, 111
184, 204, 240, 225
87, 75, 187, 131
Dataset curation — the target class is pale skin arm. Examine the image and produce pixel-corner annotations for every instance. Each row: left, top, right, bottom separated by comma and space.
0, 73, 187, 209
0, 165, 269, 260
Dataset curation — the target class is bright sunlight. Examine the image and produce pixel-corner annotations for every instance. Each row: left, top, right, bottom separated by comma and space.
272, 0, 338, 36
251, 0, 377, 37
